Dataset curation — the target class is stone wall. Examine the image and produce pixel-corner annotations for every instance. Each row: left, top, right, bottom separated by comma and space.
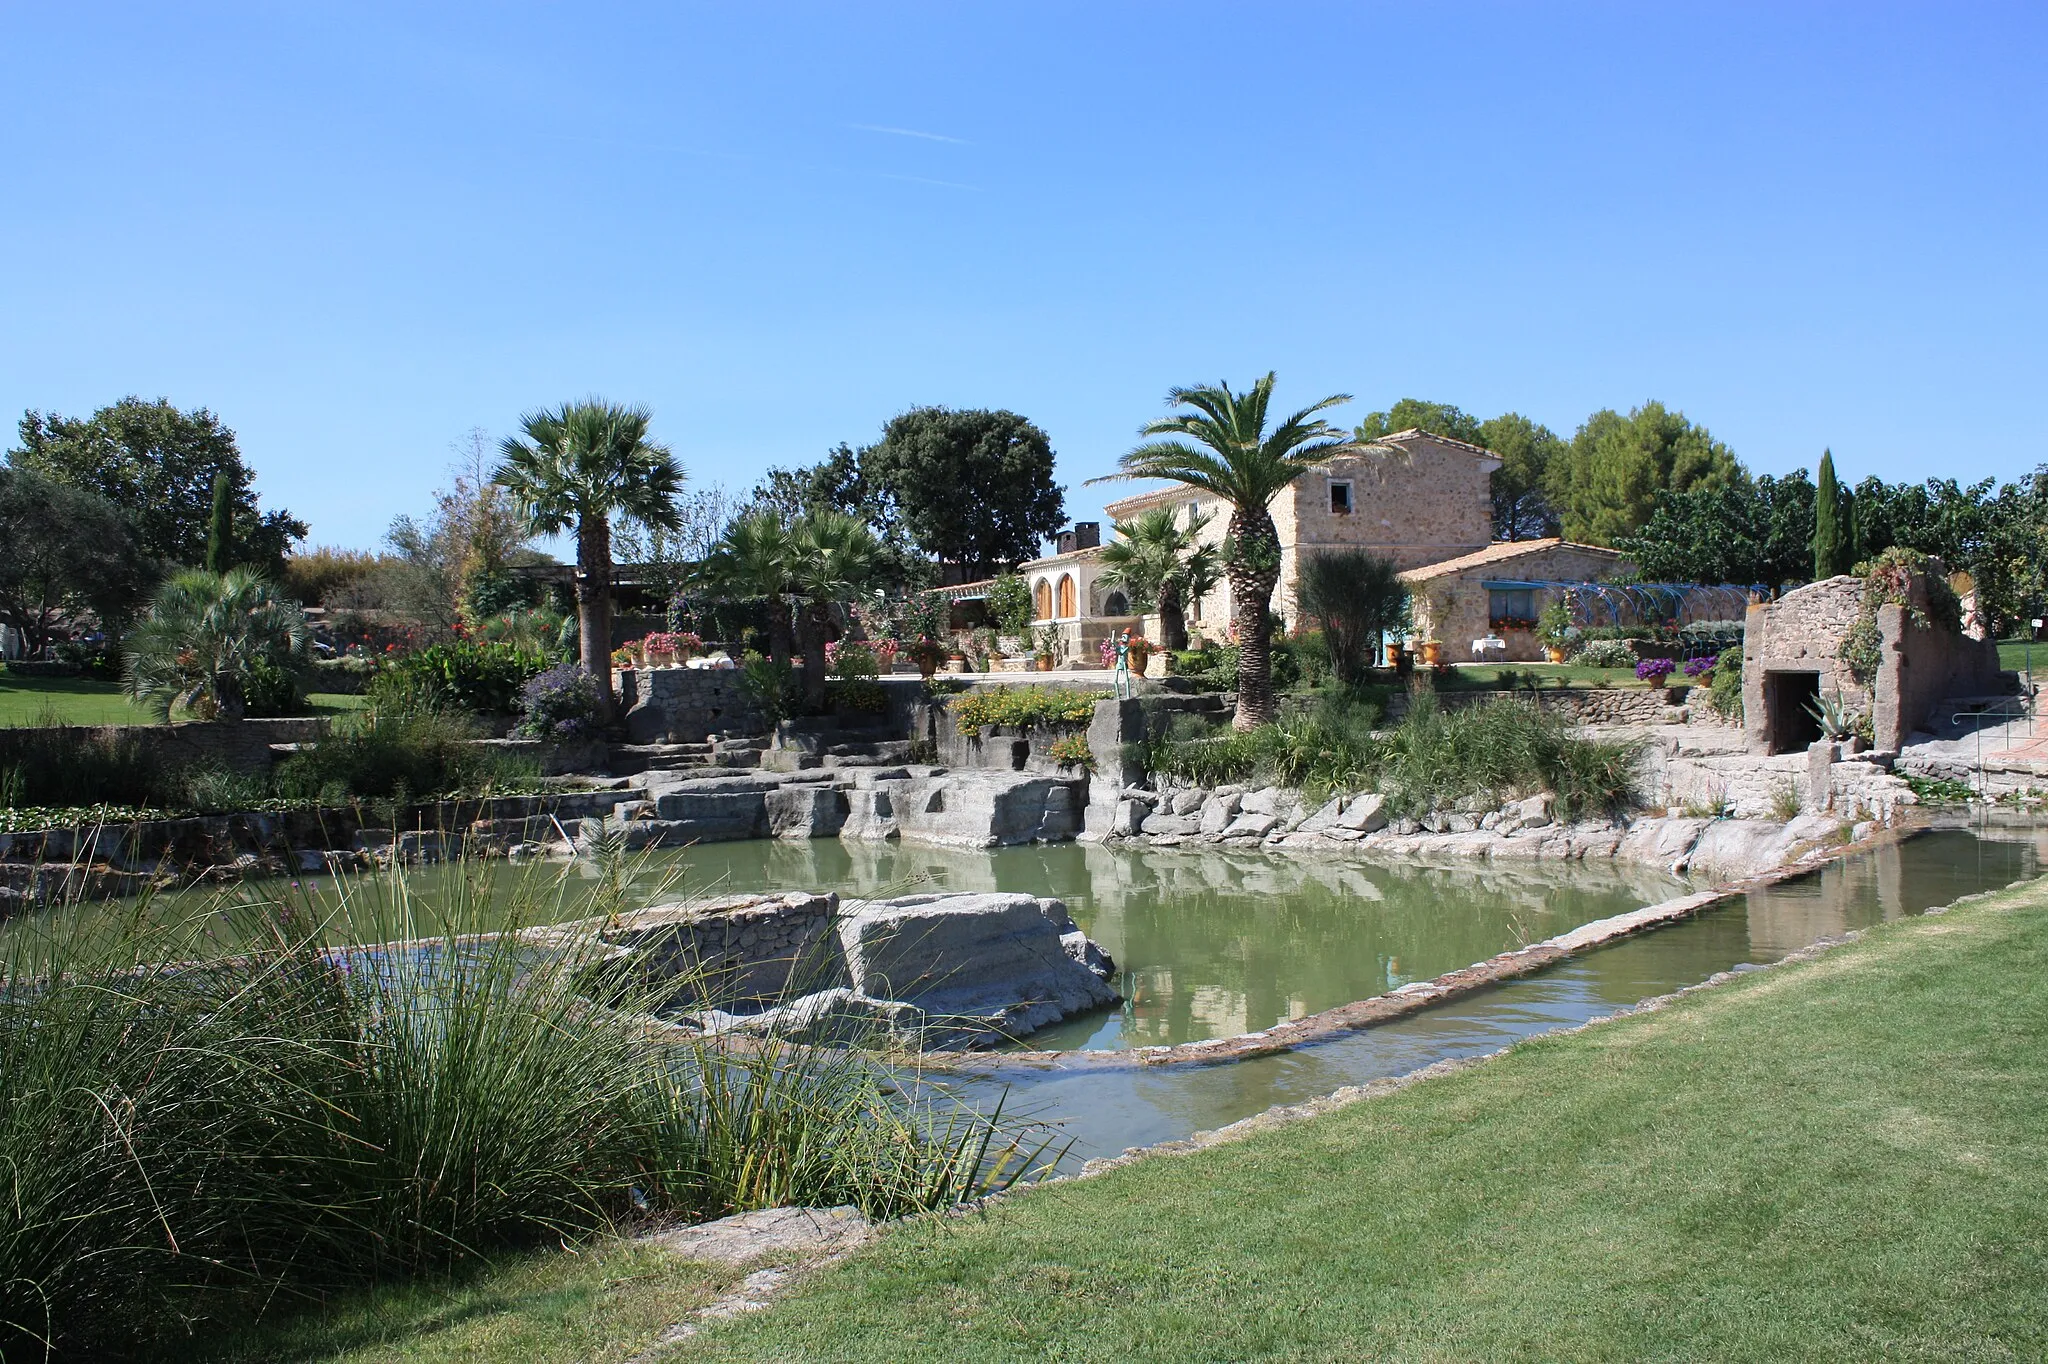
1742, 571, 2009, 754
618, 666, 769, 743
1407, 543, 1639, 663
0, 717, 330, 777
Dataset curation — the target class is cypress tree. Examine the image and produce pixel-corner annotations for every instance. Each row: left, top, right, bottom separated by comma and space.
1813, 448, 1848, 579
204, 470, 235, 573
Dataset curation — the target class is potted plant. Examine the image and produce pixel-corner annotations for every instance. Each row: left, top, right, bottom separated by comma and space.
1032, 624, 1060, 671
1126, 633, 1154, 676
1537, 600, 1574, 665
1384, 640, 1401, 668
907, 636, 946, 678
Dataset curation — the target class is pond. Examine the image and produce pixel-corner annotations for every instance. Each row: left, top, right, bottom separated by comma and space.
54, 818, 2047, 1167
619, 822, 2044, 1164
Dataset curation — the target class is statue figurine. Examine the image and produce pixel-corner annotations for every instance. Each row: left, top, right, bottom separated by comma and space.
1113, 627, 1133, 699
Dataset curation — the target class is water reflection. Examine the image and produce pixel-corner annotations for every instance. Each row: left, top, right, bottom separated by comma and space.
947, 824, 2043, 1167
655, 839, 1689, 1049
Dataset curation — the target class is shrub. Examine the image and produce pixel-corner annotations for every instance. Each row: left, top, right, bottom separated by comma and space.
984, 574, 1034, 636
1045, 733, 1095, 772
1708, 644, 1745, 720
0, 723, 170, 810
389, 640, 547, 715
241, 654, 307, 716
738, 656, 802, 726
514, 665, 599, 740
1146, 692, 1639, 817
1571, 638, 1639, 669
311, 655, 377, 693
951, 685, 1099, 737
274, 708, 540, 803
1295, 550, 1404, 683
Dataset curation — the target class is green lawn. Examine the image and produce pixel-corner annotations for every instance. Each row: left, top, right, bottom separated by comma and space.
180, 1245, 731, 1364
1997, 637, 2045, 678
0, 672, 365, 727
1437, 661, 1652, 690
196, 874, 2048, 1362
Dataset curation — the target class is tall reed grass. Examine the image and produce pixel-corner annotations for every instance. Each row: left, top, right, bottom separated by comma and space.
1148, 689, 1641, 817
0, 858, 1045, 1360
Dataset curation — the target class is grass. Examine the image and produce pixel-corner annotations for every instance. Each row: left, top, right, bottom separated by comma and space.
0, 672, 366, 726
179, 1244, 733, 1364
665, 874, 2048, 1362
1997, 636, 2044, 677
0, 862, 1039, 1360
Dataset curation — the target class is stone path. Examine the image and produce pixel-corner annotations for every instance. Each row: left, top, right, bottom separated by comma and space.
626, 1207, 874, 1360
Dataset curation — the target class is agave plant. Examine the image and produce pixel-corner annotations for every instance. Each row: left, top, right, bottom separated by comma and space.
1806, 688, 1856, 742
123, 568, 310, 721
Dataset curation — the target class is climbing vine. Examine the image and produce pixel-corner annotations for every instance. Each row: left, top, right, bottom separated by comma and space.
1840, 547, 1963, 685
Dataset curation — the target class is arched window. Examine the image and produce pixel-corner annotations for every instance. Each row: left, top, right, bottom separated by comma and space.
1057, 574, 1077, 619
1034, 578, 1053, 621
1103, 591, 1129, 616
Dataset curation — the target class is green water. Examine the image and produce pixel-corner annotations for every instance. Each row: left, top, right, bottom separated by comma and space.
591, 839, 1689, 1049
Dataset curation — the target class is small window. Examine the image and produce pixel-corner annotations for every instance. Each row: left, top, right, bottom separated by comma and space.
1328, 480, 1353, 515
1488, 588, 1535, 628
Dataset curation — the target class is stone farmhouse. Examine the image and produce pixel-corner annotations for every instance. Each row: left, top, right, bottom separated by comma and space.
1014, 429, 1635, 662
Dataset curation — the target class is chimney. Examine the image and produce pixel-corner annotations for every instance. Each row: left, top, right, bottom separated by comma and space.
1074, 521, 1100, 549
1056, 528, 1076, 555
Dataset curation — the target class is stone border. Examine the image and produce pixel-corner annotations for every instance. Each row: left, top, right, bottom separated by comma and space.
920, 822, 1930, 1074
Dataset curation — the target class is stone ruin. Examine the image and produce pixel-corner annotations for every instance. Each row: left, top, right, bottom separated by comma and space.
1742, 566, 2010, 756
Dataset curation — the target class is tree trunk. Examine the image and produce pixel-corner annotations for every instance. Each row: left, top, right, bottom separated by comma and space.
213, 670, 246, 721
577, 517, 616, 725
1227, 507, 1280, 731
766, 599, 794, 668
1157, 577, 1188, 652
798, 600, 830, 712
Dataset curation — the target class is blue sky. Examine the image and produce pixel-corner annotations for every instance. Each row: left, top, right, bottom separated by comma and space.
3, 3, 2043, 552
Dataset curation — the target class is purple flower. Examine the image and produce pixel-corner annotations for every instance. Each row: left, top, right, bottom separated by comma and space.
1636, 658, 1676, 683
1682, 654, 1721, 679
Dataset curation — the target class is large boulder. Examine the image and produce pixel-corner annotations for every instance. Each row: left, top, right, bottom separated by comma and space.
832, 891, 1118, 1041
894, 771, 1088, 848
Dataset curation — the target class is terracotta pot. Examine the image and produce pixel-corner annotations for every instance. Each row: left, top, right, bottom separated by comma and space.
1385, 642, 1401, 667
1421, 640, 1442, 667
1545, 645, 1567, 664
1129, 650, 1151, 676
1036, 656, 1054, 671
918, 661, 937, 679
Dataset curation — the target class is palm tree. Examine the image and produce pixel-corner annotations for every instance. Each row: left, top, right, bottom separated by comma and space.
788, 511, 883, 711
697, 511, 797, 667
1096, 505, 1214, 650
1092, 374, 1361, 729
494, 400, 683, 722
124, 568, 310, 721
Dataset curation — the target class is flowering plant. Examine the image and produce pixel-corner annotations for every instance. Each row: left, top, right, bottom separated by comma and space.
1098, 636, 1116, 669
1635, 658, 1677, 683
640, 631, 701, 660
514, 664, 599, 740
1681, 654, 1721, 680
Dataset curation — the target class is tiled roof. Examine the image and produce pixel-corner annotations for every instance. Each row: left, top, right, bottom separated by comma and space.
1397, 538, 1624, 583
1099, 429, 1499, 519
1372, 427, 1500, 460
1019, 545, 1105, 570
